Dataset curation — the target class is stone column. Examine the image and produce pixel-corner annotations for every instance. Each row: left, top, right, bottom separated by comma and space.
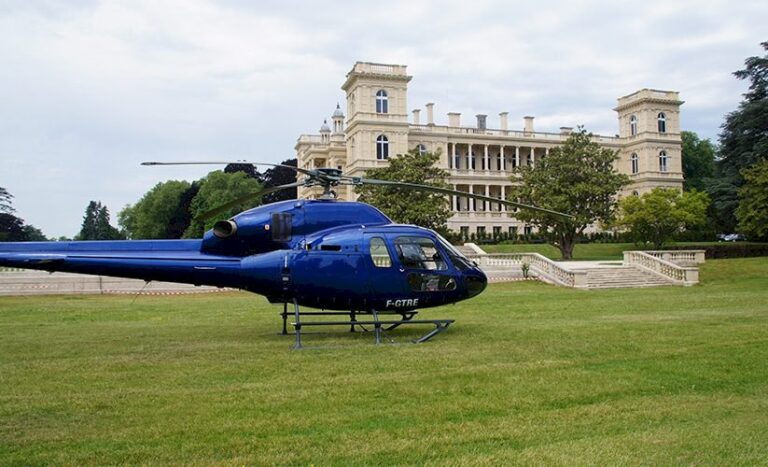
450, 143, 456, 169
501, 185, 506, 212
515, 147, 520, 168
500, 146, 505, 171
467, 144, 473, 171
468, 186, 475, 212
484, 185, 490, 212
484, 145, 489, 172
452, 184, 458, 211
530, 147, 535, 168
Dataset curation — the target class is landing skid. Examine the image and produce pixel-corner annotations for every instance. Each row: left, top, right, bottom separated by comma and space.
282, 300, 454, 349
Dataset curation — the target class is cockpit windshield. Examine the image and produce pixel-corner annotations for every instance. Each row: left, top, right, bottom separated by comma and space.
435, 233, 475, 271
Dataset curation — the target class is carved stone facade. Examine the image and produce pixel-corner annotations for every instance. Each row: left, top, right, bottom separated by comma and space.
296, 62, 684, 234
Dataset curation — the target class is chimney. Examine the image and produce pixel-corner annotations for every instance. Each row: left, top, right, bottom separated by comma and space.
559, 126, 573, 134
499, 112, 508, 131
476, 114, 487, 131
426, 103, 435, 125
448, 112, 461, 127
524, 116, 534, 133
412, 109, 421, 125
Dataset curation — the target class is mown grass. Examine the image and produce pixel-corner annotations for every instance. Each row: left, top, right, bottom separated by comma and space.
1, 258, 767, 465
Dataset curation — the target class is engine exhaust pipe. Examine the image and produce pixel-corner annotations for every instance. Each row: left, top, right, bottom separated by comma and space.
213, 220, 238, 238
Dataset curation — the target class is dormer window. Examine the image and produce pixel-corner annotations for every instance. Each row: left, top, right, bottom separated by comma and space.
629, 115, 637, 136
630, 153, 639, 174
657, 112, 667, 133
376, 135, 389, 159
375, 89, 388, 114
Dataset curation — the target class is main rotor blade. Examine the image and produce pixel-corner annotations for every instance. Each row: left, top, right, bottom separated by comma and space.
352, 178, 575, 219
196, 181, 305, 221
142, 161, 314, 177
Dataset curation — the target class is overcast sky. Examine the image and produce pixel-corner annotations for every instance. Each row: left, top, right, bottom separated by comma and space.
1, 0, 766, 238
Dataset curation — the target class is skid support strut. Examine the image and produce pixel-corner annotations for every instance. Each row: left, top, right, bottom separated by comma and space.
292, 299, 302, 350
286, 305, 455, 348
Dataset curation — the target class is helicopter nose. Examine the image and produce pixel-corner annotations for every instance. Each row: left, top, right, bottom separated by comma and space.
465, 268, 487, 298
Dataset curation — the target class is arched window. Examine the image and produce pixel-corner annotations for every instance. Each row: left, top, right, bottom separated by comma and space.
375, 89, 388, 114
630, 153, 639, 174
376, 135, 389, 160
629, 115, 637, 136
659, 150, 669, 172
416, 143, 427, 155
657, 112, 667, 133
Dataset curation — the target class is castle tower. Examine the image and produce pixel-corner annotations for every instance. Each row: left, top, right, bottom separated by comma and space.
614, 89, 684, 195
341, 62, 412, 179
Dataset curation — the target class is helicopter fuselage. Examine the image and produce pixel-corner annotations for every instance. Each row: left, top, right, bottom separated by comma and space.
0, 199, 487, 312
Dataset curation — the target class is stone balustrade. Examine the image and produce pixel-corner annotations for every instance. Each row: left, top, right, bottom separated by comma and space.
643, 250, 706, 265
623, 251, 699, 286
467, 253, 588, 289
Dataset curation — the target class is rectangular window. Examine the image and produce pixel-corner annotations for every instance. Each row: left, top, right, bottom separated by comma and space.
493, 226, 502, 238
508, 226, 518, 237
369, 237, 392, 268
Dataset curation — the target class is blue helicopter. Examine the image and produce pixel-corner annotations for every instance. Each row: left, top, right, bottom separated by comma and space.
0, 162, 571, 347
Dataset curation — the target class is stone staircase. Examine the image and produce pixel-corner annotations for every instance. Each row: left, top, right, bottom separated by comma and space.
578, 266, 675, 289
461, 244, 700, 289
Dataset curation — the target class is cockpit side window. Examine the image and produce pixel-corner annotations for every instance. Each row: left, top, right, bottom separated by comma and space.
369, 237, 392, 268
393, 236, 448, 271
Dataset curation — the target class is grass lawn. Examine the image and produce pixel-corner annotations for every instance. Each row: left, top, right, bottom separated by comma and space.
1, 258, 767, 465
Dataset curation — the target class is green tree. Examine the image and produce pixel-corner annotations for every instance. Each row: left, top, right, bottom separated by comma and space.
615, 188, 710, 249
0, 187, 14, 214
22, 225, 48, 241
736, 159, 768, 240
354, 149, 451, 232
506, 128, 630, 259
183, 171, 263, 238
0, 213, 26, 242
681, 131, 716, 192
0, 187, 47, 241
119, 180, 193, 239
77, 201, 123, 240
710, 41, 768, 232
262, 158, 298, 204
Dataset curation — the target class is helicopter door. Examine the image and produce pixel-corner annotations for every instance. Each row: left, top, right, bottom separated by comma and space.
365, 235, 410, 310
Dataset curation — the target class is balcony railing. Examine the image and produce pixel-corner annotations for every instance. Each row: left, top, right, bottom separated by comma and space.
409, 124, 620, 145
